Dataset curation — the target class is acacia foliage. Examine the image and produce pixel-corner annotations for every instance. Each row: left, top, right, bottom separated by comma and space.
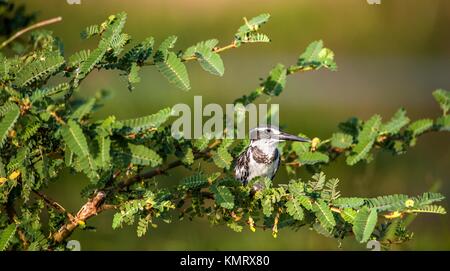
0, 6, 448, 251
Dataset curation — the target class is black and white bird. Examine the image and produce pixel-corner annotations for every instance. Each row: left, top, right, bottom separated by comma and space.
234, 125, 310, 190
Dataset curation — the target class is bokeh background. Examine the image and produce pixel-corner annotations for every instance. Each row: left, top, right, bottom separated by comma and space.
16, 0, 450, 250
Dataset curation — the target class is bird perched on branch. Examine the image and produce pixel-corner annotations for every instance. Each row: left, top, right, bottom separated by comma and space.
234, 125, 310, 190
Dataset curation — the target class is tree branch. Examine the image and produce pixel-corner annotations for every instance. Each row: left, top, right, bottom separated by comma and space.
0, 17, 63, 49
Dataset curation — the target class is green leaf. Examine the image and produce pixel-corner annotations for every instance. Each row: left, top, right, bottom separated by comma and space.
346, 114, 382, 165
183, 39, 218, 58
14, 51, 65, 87
127, 63, 141, 91
237, 13, 270, 34
285, 199, 304, 221
71, 98, 96, 120
0, 103, 20, 148
181, 147, 194, 165
295, 40, 337, 71
136, 217, 149, 237
122, 37, 154, 65
179, 173, 208, 190
156, 52, 190, 91
0, 224, 16, 251
408, 119, 433, 136
154, 35, 178, 62
353, 207, 377, 243
212, 142, 233, 169
432, 89, 449, 115
409, 205, 446, 215
192, 137, 210, 151
263, 64, 287, 96
195, 48, 224, 76
380, 108, 410, 135
297, 195, 313, 211
366, 194, 409, 211
68, 49, 91, 67
331, 133, 353, 149
333, 197, 365, 208
30, 83, 70, 102
299, 151, 329, 165
340, 208, 357, 224
312, 199, 336, 232
436, 115, 450, 131
212, 185, 235, 209
124, 143, 162, 167
96, 135, 111, 169
121, 107, 172, 134
61, 120, 98, 181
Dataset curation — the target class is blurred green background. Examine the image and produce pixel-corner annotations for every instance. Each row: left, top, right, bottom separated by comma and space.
17, 0, 450, 250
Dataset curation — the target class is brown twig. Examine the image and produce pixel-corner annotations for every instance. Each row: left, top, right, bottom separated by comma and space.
0, 17, 63, 49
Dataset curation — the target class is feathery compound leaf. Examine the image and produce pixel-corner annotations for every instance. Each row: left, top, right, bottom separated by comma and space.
414, 192, 445, 207
380, 108, 410, 135
179, 173, 208, 189
78, 13, 127, 79
408, 119, 433, 136
340, 208, 357, 224
30, 83, 70, 102
81, 24, 100, 39
285, 199, 304, 221
299, 151, 329, 165
432, 89, 449, 115
14, 52, 65, 87
0, 103, 19, 148
127, 63, 141, 91
124, 143, 162, 166
183, 39, 218, 58
77, 45, 107, 79
68, 49, 91, 67
331, 132, 353, 149
410, 205, 446, 215
192, 137, 210, 151
352, 207, 377, 243
263, 64, 287, 96
312, 200, 336, 232
212, 141, 233, 169
212, 185, 235, 209
121, 37, 154, 64
0, 224, 16, 251
308, 172, 326, 191
61, 120, 98, 181
237, 13, 270, 34
121, 107, 172, 133
154, 35, 177, 62
0, 102, 15, 117
297, 40, 336, 71
195, 48, 224, 76
436, 115, 450, 131
346, 114, 382, 165
156, 52, 190, 91
96, 135, 111, 169
71, 98, 96, 120
366, 194, 409, 211
333, 197, 365, 208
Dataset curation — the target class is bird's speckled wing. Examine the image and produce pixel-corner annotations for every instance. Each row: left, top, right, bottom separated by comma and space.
234, 147, 250, 184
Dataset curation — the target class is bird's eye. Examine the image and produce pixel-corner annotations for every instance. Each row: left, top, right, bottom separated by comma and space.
266, 128, 271, 133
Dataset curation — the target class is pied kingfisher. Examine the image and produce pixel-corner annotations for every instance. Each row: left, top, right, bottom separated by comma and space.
234, 125, 310, 190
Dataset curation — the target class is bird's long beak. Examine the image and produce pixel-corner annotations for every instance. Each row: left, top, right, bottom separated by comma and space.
277, 132, 311, 142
